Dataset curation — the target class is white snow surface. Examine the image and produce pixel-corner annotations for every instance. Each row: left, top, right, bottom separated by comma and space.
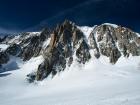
103, 23, 118, 28
0, 53, 140, 105
78, 26, 94, 39
0, 44, 9, 51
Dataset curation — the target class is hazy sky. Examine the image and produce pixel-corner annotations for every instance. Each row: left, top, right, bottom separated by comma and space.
0, 0, 140, 33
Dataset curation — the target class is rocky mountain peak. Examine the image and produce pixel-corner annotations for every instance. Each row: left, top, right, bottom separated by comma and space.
0, 21, 140, 82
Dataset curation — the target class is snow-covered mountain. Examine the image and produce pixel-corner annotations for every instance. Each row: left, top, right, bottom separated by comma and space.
0, 20, 140, 105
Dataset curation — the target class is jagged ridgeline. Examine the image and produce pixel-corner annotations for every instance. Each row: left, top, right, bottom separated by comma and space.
0, 20, 140, 82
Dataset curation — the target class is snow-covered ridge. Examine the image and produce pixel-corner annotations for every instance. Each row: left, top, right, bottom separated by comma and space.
78, 23, 118, 38
1, 21, 140, 81
103, 23, 118, 28
77, 26, 94, 38
1, 32, 41, 44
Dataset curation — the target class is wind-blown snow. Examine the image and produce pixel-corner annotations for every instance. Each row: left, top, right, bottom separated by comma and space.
103, 23, 118, 28
42, 38, 51, 49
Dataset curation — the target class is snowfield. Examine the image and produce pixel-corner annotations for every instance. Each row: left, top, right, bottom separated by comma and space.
0, 48, 140, 105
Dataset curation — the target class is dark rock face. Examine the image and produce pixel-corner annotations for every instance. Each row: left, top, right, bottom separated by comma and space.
18, 29, 50, 61
68, 56, 73, 67
89, 24, 140, 64
26, 72, 36, 83
6, 44, 21, 56
76, 39, 91, 64
20, 35, 42, 61
36, 47, 66, 80
89, 25, 121, 63
35, 20, 91, 80
0, 35, 8, 43
35, 21, 73, 80
73, 29, 84, 47
0, 37, 2, 43
116, 26, 140, 57
0, 43, 21, 66
96, 25, 121, 64
89, 26, 100, 58
0, 51, 9, 65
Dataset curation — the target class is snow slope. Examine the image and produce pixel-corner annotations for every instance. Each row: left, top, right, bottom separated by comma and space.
0, 49, 140, 105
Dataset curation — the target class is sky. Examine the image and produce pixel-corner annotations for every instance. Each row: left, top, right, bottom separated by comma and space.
0, 0, 140, 33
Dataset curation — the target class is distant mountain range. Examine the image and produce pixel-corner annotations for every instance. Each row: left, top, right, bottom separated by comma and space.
0, 20, 140, 82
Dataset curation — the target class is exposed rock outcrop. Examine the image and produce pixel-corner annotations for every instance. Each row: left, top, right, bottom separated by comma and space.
20, 30, 50, 61
116, 26, 140, 57
0, 51, 9, 65
6, 44, 21, 56
89, 24, 140, 63
90, 24, 121, 63
35, 20, 92, 80
76, 39, 91, 64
